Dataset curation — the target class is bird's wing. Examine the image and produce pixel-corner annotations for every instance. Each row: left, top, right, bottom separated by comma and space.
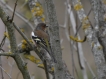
32, 31, 56, 62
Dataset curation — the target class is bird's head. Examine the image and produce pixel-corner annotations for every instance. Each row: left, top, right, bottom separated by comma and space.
35, 23, 48, 31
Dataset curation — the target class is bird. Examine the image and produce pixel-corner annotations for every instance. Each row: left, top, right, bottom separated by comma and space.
31, 23, 56, 63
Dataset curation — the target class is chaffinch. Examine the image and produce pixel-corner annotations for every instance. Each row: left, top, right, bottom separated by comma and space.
31, 23, 56, 63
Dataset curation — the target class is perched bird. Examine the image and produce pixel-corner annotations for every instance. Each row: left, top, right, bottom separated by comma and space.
31, 23, 56, 63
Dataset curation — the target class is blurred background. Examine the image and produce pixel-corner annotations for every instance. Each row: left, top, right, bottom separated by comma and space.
0, 0, 96, 79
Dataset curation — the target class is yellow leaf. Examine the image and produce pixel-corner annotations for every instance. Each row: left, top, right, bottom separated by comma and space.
37, 64, 44, 69
20, 28, 24, 32
21, 44, 27, 49
4, 32, 9, 39
74, 3, 83, 11
21, 40, 27, 44
51, 67, 54, 72
70, 36, 86, 42
41, 17, 45, 22
24, 54, 41, 64
29, 40, 33, 43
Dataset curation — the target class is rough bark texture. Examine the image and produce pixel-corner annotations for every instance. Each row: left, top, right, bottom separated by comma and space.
98, 0, 106, 61
90, 0, 106, 78
90, 0, 106, 61
44, 0, 65, 79
71, 0, 106, 79
0, 5, 31, 79
28, 0, 45, 26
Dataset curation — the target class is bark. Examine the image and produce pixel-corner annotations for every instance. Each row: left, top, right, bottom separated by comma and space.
89, 0, 106, 61
44, 0, 65, 79
71, 0, 106, 79
66, 1, 88, 79
28, 0, 74, 79
90, 0, 106, 78
0, 5, 31, 79
28, 0, 46, 26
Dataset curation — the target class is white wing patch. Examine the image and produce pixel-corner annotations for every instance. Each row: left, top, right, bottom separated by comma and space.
31, 32, 37, 37
31, 31, 41, 44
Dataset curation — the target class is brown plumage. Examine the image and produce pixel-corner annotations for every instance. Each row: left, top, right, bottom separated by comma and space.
31, 23, 56, 63
34, 23, 49, 40
34, 30, 49, 40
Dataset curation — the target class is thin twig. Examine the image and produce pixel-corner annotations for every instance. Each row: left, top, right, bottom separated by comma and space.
84, 58, 97, 79
43, 60, 50, 79
0, 26, 6, 51
0, 52, 14, 56
0, 36, 6, 49
13, 22, 43, 60
74, 64, 80, 79
17, 1, 27, 11
0, 48, 5, 53
67, 1, 88, 79
13, 22, 32, 47
0, 4, 31, 79
70, 42, 75, 76
0, 56, 4, 79
75, 8, 92, 36
9, 60, 15, 76
71, 0, 106, 78
0, 66, 12, 79
0, 0, 34, 30
11, 0, 19, 22
66, 0, 75, 76
0, 27, 6, 79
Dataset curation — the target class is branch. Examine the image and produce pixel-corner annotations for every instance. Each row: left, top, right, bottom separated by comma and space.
0, 5, 31, 79
44, 0, 66, 79
14, 20, 55, 74
66, 1, 88, 79
84, 58, 97, 79
10, 0, 19, 22
90, 0, 106, 61
8, 60, 15, 76
63, 2, 75, 77
0, 54, 4, 79
0, 52, 14, 56
0, 0, 34, 30
28, 0, 46, 25
13, 23, 43, 61
71, 0, 106, 79
18, 42, 54, 74
13, 23, 32, 48
43, 60, 50, 79
0, 66, 12, 79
